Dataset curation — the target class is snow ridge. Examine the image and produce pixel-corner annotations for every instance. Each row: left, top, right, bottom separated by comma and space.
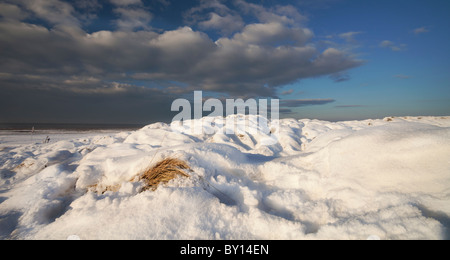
1, 116, 449, 239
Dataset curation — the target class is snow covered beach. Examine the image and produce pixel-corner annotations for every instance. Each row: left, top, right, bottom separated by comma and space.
1, 116, 449, 240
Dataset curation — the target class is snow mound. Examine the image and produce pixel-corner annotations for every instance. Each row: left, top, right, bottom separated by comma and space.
1, 115, 449, 239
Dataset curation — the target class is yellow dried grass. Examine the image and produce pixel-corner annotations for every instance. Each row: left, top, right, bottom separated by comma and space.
139, 158, 191, 191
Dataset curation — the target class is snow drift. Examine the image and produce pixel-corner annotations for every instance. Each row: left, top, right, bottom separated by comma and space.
1, 115, 449, 239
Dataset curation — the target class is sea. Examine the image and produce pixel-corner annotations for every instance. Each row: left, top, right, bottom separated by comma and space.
0, 123, 145, 132
0, 123, 147, 146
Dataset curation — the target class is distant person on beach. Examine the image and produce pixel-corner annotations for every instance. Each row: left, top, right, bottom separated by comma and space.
44, 136, 50, 143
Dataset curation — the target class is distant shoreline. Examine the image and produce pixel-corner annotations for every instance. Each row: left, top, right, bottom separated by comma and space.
0, 123, 146, 131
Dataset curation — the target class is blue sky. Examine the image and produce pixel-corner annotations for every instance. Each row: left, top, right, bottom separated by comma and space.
280, 0, 450, 120
0, 0, 449, 123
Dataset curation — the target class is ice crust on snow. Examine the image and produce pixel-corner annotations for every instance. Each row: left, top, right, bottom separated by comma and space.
0, 116, 449, 239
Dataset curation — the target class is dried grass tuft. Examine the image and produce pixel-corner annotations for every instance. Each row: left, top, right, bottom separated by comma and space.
140, 158, 191, 191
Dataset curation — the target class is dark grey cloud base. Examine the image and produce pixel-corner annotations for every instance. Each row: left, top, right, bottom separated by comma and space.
0, 0, 363, 124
